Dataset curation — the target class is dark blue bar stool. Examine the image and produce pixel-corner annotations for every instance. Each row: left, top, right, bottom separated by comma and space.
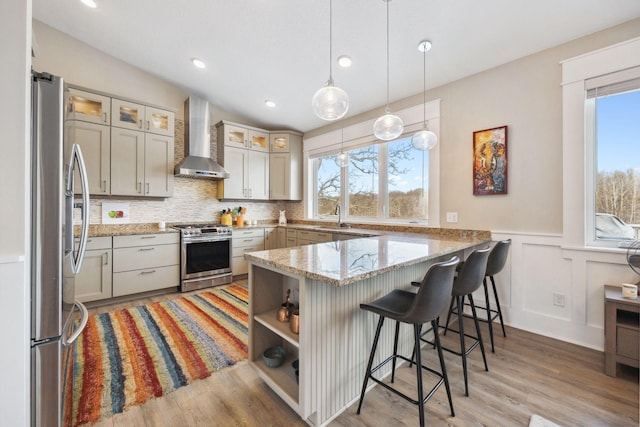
356, 256, 459, 427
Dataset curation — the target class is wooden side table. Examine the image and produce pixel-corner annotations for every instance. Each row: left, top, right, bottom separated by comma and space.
604, 285, 640, 376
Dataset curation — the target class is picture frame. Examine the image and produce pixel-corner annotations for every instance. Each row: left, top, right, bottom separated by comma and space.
473, 125, 508, 195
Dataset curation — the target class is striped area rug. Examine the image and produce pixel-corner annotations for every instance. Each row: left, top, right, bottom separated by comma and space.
65, 284, 248, 426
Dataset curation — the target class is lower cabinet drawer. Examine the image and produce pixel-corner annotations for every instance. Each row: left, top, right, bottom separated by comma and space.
112, 265, 179, 297
232, 244, 263, 258
113, 244, 178, 272
233, 236, 265, 248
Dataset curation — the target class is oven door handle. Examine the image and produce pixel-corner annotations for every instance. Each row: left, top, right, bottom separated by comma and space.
182, 236, 231, 243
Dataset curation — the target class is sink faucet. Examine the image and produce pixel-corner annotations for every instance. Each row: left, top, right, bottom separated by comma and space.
335, 203, 341, 227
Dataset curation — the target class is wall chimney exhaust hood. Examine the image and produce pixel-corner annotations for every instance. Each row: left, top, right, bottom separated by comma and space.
174, 96, 229, 179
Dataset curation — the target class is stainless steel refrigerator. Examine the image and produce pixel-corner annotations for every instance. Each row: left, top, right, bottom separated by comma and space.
30, 71, 91, 426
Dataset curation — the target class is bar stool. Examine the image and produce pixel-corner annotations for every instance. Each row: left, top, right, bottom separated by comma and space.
444, 239, 511, 352
356, 256, 459, 427
416, 247, 490, 396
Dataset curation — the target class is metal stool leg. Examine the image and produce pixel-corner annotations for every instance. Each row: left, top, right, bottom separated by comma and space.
468, 294, 489, 372
413, 324, 425, 427
443, 296, 455, 335
490, 275, 507, 337
456, 295, 469, 396
483, 277, 496, 352
391, 320, 400, 383
432, 319, 454, 417
357, 316, 385, 414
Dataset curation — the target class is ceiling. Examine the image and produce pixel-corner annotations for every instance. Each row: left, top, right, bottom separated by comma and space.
33, 0, 640, 133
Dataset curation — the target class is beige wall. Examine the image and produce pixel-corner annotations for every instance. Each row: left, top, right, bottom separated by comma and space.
305, 18, 640, 234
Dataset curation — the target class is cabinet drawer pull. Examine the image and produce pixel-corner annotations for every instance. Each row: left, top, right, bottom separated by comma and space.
140, 236, 157, 239
140, 269, 156, 275
139, 247, 155, 251
103, 112, 107, 123
138, 182, 142, 193
138, 119, 143, 129
146, 183, 150, 194
146, 120, 150, 131
102, 252, 108, 265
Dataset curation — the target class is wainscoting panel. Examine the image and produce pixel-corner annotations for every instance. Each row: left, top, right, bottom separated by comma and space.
489, 232, 635, 350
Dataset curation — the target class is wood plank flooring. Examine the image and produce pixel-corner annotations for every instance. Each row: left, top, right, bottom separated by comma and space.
85, 283, 639, 427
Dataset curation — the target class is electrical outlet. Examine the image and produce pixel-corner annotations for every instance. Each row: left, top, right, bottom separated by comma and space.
553, 292, 566, 307
446, 212, 458, 223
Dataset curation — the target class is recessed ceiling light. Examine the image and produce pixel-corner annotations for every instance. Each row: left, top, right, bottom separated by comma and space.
191, 58, 206, 69
337, 55, 352, 68
265, 100, 276, 108
81, 0, 97, 8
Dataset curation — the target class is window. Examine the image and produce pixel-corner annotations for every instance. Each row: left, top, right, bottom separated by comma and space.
586, 69, 640, 245
313, 136, 430, 223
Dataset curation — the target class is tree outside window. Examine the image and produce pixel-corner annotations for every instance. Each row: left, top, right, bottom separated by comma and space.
314, 137, 429, 222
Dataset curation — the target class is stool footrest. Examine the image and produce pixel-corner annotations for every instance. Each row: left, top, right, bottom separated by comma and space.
367, 353, 447, 406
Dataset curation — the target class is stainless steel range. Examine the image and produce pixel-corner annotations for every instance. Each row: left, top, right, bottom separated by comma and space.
174, 223, 232, 292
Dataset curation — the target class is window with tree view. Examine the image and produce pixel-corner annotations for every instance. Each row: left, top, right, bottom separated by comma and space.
588, 79, 640, 242
314, 137, 429, 222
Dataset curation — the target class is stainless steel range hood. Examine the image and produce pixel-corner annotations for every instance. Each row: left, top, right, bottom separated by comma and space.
174, 96, 229, 179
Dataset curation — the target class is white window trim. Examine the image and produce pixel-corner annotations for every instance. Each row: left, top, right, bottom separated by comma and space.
303, 100, 441, 226
561, 37, 640, 250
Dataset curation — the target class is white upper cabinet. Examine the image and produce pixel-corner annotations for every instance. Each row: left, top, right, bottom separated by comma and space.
269, 132, 302, 201
217, 121, 270, 200
221, 122, 269, 152
65, 120, 111, 195
145, 106, 175, 136
65, 87, 110, 125
270, 133, 290, 152
65, 86, 175, 197
112, 98, 175, 137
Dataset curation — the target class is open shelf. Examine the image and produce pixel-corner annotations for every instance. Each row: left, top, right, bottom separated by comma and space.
251, 349, 300, 416
255, 309, 300, 347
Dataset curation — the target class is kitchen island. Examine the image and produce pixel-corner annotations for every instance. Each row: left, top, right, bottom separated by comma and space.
245, 230, 490, 426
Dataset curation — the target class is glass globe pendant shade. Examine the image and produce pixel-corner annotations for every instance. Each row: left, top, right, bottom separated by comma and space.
336, 151, 348, 167
312, 80, 349, 121
373, 111, 404, 141
411, 129, 438, 150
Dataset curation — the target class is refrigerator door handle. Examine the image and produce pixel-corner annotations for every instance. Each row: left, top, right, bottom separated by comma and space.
67, 143, 90, 274
61, 300, 89, 346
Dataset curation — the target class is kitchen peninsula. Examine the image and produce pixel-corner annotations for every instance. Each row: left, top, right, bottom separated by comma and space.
245, 228, 490, 426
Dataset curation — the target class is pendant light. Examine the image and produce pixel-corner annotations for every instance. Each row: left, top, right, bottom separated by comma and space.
373, 0, 403, 141
411, 40, 438, 150
312, 0, 349, 121
337, 125, 348, 167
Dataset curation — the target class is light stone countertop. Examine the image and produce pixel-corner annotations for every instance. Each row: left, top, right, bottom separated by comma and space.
76, 223, 179, 237
244, 232, 491, 287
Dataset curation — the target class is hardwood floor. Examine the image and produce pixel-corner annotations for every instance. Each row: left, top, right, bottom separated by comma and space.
85, 284, 639, 427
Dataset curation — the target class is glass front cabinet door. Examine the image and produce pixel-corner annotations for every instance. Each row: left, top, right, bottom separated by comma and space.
65, 88, 111, 125
111, 98, 174, 137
